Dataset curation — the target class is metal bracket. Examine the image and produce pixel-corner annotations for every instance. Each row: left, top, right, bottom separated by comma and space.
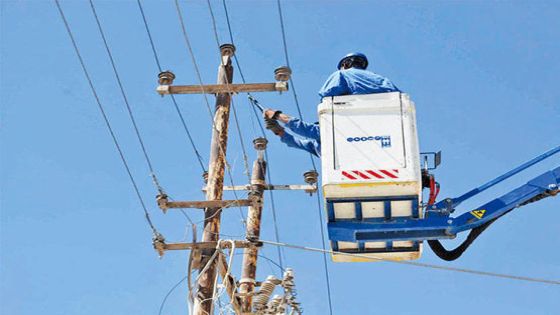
420, 151, 442, 170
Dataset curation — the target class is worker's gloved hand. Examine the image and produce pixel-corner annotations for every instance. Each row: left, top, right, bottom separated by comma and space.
264, 117, 285, 136
263, 109, 283, 120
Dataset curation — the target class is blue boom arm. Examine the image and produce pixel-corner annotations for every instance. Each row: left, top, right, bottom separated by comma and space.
328, 146, 560, 248
433, 145, 560, 214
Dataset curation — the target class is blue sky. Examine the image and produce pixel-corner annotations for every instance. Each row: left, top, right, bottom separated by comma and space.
1, 1, 559, 314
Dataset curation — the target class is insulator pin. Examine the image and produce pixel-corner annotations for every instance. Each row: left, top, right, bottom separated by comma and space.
220, 43, 236, 56
303, 170, 318, 184
274, 66, 292, 82
253, 137, 268, 151
158, 71, 175, 85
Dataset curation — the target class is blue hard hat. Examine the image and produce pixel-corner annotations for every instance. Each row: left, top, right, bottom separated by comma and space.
337, 52, 369, 70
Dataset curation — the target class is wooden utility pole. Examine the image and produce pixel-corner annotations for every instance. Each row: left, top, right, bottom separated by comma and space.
239, 138, 268, 312
192, 43, 235, 315
153, 43, 312, 314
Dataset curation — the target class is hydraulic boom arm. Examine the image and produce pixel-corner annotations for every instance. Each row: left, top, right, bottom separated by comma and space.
327, 146, 560, 261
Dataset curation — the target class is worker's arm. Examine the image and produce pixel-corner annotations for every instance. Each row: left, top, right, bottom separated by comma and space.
280, 132, 320, 157
284, 118, 320, 141
318, 71, 350, 98
263, 110, 320, 141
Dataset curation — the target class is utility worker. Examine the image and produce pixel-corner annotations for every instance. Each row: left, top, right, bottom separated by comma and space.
264, 109, 321, 157
319, 52, 400, 97
265, 52, 399, 156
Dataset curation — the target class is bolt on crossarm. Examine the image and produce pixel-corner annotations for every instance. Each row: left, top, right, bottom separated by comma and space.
239, 138, 268, 312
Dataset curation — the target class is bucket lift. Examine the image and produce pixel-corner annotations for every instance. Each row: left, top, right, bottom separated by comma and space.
318, 92, 559, 262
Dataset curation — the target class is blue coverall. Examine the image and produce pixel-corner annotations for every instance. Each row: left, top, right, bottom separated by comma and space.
280, 118, 321, 157
318, 68, 400, 98
280, 68, 400, 156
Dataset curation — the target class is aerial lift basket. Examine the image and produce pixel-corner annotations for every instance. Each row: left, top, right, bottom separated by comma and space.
318, 92, 422, 262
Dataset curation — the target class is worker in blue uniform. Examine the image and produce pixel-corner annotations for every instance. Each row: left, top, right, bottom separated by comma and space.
265, 52, 399, 156
264, 110, 321, 157
319, 52, 400, 98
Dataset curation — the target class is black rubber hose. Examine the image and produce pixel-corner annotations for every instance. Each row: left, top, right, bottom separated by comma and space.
428, 191, 555, 261
428, 218, 498, 261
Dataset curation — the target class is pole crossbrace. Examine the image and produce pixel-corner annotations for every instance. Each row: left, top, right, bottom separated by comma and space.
157, 82, 288, 95
203, 184, 317, 194
153, 240, 262, 256
156, 194, 260, 212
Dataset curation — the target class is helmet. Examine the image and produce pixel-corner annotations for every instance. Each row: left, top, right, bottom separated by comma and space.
337, 52, 368, 70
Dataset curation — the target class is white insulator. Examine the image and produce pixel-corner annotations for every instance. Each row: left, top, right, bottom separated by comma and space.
282, 268, 295, 289
265, 295, 283, 314
253, 276, 280, 311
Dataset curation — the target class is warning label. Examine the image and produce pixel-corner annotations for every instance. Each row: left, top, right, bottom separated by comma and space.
471, 209, 486, 219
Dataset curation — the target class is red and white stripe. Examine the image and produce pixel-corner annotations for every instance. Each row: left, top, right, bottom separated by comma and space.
341, 169, 399, 180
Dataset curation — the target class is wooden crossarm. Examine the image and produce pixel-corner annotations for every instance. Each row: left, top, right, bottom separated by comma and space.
157, 82, 288, 95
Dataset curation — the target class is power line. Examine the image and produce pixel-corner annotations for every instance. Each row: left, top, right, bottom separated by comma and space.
221, 0, 286, 269
136, 0, 207, 173
260, 239, 560, 286
315, 192, 333, 315
276, 0, 317, 172
275, 2, 331, 312
173, 0, 215, 123
88, 0, 166, 195
137, 0, 162, 72
174, 0, 248, 230
54, 0, 158, 235
206, 0, 252, 185
206, 0, 222, 49
158, 275, 188, 315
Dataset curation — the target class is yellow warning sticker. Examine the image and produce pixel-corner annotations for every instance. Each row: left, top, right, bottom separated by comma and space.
471, 209, 486, 219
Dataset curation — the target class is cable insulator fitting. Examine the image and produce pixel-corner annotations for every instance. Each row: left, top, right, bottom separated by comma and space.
202, 171, 209, 184
220, 43, 236, 57
274, 66, 292, 82
253, 137, 268, 151
303, 170, 318, 184
156, 194, 169, 213
158, 71, 175, 85
152, 233, 166, 258
253, 275, 281, 311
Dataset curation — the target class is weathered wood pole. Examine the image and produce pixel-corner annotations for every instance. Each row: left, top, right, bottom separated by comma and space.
192, 43, 235, 315
239, 138, 268, 312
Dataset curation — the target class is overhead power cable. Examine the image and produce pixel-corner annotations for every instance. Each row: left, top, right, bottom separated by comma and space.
314, 192, 334, 314
275, 2, 331, 312
158, 275, 188, 315
88, 0, 165, 195
276, 0, 317, 172
260, 239, 560, 286
221, 0, 286, 269
173, 0, 215, 123
206, 0, 252, 184
174, 0, 248, 229
136, 0, 206, 173
54, 0, 159, 235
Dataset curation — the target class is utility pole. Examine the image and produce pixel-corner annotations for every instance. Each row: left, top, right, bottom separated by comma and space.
239, 138, 268, 312
152, 43, 314, 315
191, 43, 235, 315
